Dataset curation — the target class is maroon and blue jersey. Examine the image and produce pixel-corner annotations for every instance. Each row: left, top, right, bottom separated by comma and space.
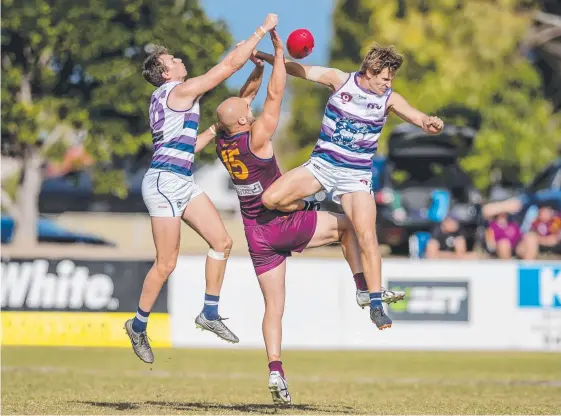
215, 131, 283, 225
215, 129, 317, 276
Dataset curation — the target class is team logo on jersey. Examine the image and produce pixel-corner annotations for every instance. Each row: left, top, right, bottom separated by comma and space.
332, 119, 374, 150
340, 92, 353, 104
367, 103, 382, 110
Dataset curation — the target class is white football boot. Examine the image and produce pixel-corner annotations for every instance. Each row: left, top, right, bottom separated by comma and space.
268, 371, 291, 405
356, 287, 406, 308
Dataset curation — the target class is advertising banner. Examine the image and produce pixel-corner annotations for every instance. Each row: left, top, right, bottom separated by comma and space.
1, 258, 170, 347
169, 257, 561, 352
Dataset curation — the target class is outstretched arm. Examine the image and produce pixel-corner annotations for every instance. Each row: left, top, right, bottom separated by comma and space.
255, 51, 347, 92
250, 30, 286, 157
195, 56, 265, 154
387, 92, 444, 135
239, 55, 265, 104
194, 51, 265, 155
194, 122, 220, 153
170, 14, 278, 109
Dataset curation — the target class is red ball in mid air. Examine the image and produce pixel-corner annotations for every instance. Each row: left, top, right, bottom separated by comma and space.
286, 29, 315, 59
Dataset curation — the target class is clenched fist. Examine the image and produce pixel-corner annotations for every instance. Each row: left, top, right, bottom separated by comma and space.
423, 116, 444, 134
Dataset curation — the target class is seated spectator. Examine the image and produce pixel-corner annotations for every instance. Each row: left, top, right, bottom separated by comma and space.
522, 204, 561, 256
426, 213, 477, 259
485, 212, 534, 259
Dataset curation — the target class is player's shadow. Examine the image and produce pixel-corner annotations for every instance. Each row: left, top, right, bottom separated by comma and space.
150, 400, 354, 413
79, 401, 140, 411
79, 400, 355, 414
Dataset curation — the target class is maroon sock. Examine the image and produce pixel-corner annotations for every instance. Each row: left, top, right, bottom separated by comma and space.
268, 360, 285, 379
353, 272, 368, 291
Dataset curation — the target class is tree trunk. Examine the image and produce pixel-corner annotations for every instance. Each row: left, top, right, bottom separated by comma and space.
11, 148, 43, 247
0, 156, 23, 219
10, 71, 43, 247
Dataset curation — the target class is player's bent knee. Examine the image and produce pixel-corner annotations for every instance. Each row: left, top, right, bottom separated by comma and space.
337, 214, 353, 233
208, 236, 233, 260
262, 189, 280, 210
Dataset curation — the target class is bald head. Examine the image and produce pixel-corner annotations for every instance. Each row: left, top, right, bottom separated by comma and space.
217, 97, 252, 133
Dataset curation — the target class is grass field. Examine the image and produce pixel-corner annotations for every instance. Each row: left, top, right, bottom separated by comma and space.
2, 347, 560, 415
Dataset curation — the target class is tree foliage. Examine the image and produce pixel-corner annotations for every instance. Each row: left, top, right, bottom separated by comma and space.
283, 0, 560, 190
1, 0, 234, 243
2, 0, 235, 172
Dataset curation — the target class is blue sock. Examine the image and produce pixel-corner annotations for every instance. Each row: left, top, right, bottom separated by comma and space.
202, 294, 220, 320
132, 307, 150, 333
370, 292, 382, 308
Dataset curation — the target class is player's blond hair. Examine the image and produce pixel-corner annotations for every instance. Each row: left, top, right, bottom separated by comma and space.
360, 44, 403, 76
142, 45, 169, 87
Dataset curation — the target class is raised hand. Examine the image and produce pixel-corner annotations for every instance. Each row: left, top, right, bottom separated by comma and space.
270, 29, 284, 53
250, 53, 265, 67
262, 13, 279, 32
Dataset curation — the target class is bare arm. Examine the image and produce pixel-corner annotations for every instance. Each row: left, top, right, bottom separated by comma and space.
239, 57, 265, 104
169, 14, 278, 109
195, 56, 264, 154
454, 236, 468, 255
537, 233, 561, 246
250, 30, 285, 157
255, 51, 348, 92
194, 123, 220, 153
425, 239, 441, 259
387, 92, 444, 135
482, 198, 523, 219
485, 228, 497, 250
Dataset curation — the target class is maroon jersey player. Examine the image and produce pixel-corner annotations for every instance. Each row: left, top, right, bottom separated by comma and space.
195, 30, 402, 405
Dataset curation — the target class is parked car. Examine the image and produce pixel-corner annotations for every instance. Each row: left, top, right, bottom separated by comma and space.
524, 158, 561, 195
1, 215, 114, 245
39, 169, 147, 214
486, 158, 560, 203
39, 159, 241, 216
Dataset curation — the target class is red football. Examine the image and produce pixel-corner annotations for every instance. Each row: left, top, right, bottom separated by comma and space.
286, 29, 315, 59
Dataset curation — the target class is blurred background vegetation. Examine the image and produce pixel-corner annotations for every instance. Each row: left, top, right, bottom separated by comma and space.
2, 0, 560, 244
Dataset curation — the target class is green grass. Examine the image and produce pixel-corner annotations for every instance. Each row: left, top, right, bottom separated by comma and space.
2, 347, 560, 414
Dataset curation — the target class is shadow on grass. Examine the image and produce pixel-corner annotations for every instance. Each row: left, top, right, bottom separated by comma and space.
79, 400, 356, 414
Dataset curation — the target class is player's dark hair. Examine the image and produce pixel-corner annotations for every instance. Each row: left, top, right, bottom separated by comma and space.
360, 44, 403, 76
142, 45, 169, 87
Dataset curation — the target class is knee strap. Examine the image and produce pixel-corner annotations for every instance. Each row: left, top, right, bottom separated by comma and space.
208, 248, 227, 260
